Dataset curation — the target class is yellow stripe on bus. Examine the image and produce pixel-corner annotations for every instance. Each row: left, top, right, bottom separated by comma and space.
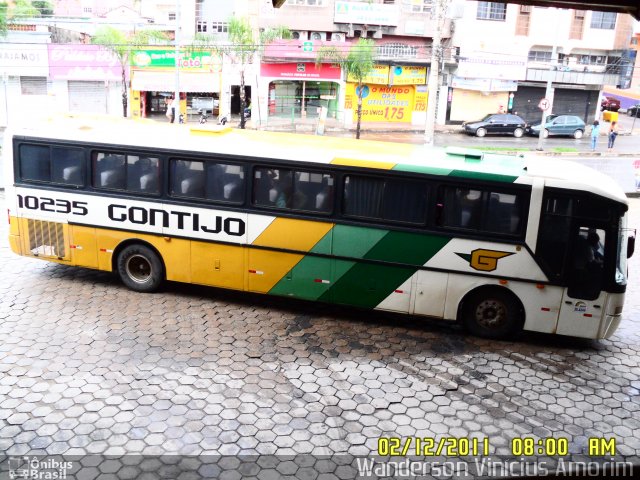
331, 158, 397, 169
249, 218, 334, 293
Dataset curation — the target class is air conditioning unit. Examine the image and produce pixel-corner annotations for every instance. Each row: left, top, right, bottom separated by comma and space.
331, 32, 346, 42
310, 31, 327, 41
291, 30, 308, 40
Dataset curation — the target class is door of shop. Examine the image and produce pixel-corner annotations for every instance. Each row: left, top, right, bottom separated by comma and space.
68, 81, 107, 114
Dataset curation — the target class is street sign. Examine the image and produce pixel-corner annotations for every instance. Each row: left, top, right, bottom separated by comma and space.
538, 98, 551, 111
302, 41, 313, 52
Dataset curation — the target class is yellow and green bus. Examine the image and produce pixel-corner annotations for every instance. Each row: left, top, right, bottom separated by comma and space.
3, 116, 634, 339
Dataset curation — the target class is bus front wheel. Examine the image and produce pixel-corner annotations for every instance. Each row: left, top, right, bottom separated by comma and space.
117, 244, 164, 293
461, 288, 523, 339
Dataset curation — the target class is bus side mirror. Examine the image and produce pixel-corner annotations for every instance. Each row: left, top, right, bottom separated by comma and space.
628, 235, 635, 259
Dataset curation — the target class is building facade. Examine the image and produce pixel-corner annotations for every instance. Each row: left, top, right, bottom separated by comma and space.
451, 2, 635, 124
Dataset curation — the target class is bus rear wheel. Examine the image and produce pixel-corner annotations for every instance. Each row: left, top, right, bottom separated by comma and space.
462, 288, 522, 339
117, 244, 164, 293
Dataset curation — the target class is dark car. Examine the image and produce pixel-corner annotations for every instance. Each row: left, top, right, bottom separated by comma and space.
601, 97, 620, 112
526, 114, 586, 139
462, 113, 527, 138
627, 104, 640, 117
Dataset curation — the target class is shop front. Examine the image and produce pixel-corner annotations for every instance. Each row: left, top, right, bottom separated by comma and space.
260, 63, 342, 122
130, 49, 222, 121
48, 44, 122, 115
344, 65, 428, 126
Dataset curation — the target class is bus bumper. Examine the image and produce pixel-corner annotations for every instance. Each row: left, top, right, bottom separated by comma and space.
9, 216, 22, 255
600, 314, 621, 339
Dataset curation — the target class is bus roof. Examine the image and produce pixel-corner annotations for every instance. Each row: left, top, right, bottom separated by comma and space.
10, 115, 627, 204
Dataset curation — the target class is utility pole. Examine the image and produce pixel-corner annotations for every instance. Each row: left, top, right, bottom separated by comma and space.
536, 8, 559, 150
174, 0, 181, 124
424, 0, 443, 146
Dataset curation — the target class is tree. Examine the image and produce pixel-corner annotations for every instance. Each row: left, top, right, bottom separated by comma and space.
0, 2, 8, 38
192, 17, 289, 129
316, 38, 375, 139
9, 0, 39, 18
92, 27, 168, 117
31, 1, 54, 17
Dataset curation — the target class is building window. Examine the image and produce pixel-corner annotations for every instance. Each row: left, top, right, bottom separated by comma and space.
285, 0, 326, 5
477, 2, 506, 21
83, 7, 92, 13
578, 54, 606, 65
377, 43, 418, 59
515, 5, 531, 36
168, 12, 176, 21
528, 50, 552, 62
401, 0, 432, 14
20, 76, 47, 95
590, 11, 616, 30
196, 21, 207, 33
212, 22, 228, 33
570, 10, 585, 40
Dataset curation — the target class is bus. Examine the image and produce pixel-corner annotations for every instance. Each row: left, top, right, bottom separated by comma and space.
3, 115, 635, 339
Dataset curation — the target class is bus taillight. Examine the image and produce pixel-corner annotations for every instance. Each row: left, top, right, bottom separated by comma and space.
6, 209, 10, 225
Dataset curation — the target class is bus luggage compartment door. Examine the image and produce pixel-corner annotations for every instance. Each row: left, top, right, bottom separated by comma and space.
412, 271, 448, 318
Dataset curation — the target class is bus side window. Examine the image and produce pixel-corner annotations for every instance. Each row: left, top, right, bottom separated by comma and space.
19, 144, 50, 182
439, 187, 482, 229
205, 163, 244, 204
293, 172, 334, 213
127, 156, 160, 194
51, 147, 85, 186
485, 192, 521, 234
171, 160, 204, 198
253, 167, 292, 209
93, 153, 125, 190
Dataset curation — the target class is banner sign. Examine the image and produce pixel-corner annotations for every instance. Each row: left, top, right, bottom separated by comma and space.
345, 83, 414, 123
131, 49, 221, 72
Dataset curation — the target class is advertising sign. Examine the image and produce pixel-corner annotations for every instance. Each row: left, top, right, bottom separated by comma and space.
334, 1, 399, 26
49, 44, 120, 81
456, 53, 526, 81
261, 63, 341, 80
131, 49, 221, 72
390, 66, 428, 85
0, 43, 48, 76
345, 83, 414, 123
347, 65, 389, 84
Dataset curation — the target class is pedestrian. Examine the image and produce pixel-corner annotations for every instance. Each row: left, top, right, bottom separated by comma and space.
590, 120, 600, 151
607, 121, 618, 151
165, 96, 173, 123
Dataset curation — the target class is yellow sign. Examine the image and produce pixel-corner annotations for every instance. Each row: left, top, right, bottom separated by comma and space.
347, 65, 389, 84
346, 83, 414, 123
456, 249, 514, 272
414, 89, 428, 112
390, 66, 427, 85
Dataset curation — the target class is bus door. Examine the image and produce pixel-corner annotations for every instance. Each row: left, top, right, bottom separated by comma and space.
556, 225, 607, 337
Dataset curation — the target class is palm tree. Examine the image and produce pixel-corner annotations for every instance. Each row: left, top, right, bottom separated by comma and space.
191, 17, 289, 129
92, 27, 168, 117
316, 38, 375, 139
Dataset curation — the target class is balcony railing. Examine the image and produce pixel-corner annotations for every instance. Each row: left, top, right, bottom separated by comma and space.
526, 67, 619, 86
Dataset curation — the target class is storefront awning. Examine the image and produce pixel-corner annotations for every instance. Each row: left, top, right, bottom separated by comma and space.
132, 71, 220, 93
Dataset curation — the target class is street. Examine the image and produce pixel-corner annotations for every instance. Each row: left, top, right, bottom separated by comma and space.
0, 189, 639, 478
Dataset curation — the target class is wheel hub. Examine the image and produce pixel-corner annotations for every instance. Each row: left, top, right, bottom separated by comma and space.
475, 299, 506, 329
126, 254, 152, 283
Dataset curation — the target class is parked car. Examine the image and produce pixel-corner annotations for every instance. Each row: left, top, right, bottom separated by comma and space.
462, 113, 527, 138
627, 104, 640, 117
526, 114, 586, 139
601, 97, 620, 112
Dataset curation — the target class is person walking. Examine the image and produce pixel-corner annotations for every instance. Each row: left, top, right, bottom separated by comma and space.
590, 120, 600, 151
607, 121, 619, 151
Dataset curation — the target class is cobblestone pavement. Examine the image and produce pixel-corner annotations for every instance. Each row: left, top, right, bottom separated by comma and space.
0, 193, 639, 479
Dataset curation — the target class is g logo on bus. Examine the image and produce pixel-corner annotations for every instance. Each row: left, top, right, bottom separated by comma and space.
456, 249, 514, 272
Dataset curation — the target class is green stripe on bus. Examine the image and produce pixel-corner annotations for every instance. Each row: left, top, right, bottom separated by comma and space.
448, 170, 519, 183
363, 231, 450, 265
318, 261, 415, 309
393, 164, 453, 176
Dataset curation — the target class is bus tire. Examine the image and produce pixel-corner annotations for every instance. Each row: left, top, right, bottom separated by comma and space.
117, 244, 164, 293
461, 288, 523, 339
